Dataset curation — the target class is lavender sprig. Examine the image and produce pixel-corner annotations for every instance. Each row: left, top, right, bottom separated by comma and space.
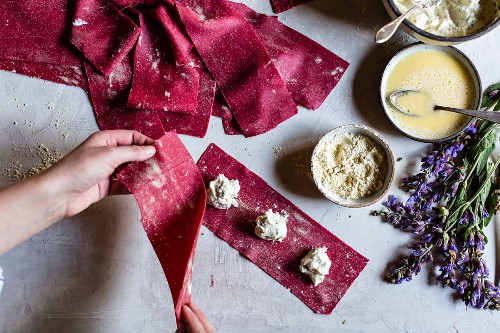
373, 82, 500, 309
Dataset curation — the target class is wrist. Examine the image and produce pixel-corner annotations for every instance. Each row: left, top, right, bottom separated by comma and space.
0, 171, 68, 255
30, 171, 68, 223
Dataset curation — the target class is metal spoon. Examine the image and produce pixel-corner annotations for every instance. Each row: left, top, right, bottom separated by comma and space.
388, 89, 500, 124
375, 0, 440, 43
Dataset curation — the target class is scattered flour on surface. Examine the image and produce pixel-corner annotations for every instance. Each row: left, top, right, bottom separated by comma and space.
5, 143, 63, 181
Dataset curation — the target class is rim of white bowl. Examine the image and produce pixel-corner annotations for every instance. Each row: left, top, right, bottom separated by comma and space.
379, 42, 482, 143
386, 0, 500, 43
311, 124, 395, 208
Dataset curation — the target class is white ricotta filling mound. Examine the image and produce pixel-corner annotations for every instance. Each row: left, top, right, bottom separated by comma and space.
299, 247, 332, 286
255, 209, 288, 242
395, 0, 499, 37
206, 174, 240, 209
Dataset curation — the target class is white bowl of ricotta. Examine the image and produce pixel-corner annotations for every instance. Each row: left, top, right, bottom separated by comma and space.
382, 0, 500, 44
311, 125, 395, 208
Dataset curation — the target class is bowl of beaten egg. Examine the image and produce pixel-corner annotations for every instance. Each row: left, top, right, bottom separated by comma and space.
380, 43, 481, 142
382, 0, 500, 45
311, 125, 395, 208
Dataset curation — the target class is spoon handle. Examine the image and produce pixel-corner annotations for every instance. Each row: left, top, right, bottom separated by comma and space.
375, 7, 417, 43
435, 105, 500, 124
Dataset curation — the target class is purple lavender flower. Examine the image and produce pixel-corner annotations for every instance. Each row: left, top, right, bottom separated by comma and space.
465, 121, 479, 135
455, 280, 468, 294
456, 252, 469, 270
475, 232, 486, 251
373, 108, 500, 310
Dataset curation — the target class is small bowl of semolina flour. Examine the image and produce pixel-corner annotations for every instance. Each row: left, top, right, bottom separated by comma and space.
311, 125, 395, 208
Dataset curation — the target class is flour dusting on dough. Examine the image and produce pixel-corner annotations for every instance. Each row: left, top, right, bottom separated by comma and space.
73, 18, 88, 26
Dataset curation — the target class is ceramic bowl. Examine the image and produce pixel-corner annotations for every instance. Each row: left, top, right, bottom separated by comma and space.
382, 0, 500, 45
380, 43, 481, 143
311, 124, 395, 208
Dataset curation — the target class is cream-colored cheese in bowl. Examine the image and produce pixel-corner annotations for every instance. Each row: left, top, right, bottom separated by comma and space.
311, 125, 395, 208
380, 43, 481, 142
382, 0, 500, 44
395, 0, 499, 37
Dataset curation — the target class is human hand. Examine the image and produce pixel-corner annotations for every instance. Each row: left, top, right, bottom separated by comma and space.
45, 130, 156, 219
175, 303, 216, 333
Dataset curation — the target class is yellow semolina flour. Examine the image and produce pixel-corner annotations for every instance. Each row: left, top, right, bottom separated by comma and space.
313, 133, 387, 199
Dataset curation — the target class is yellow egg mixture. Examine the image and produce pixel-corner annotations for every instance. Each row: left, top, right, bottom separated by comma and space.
385, 49, 476, 140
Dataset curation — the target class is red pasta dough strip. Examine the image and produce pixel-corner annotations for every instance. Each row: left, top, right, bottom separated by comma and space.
128, 12, 200, 114
0, 60, 88, 91
153, 1, 204, 67
211, 89, 233, 120
0, 0, 80, 66
176, 0, 298, 137
233, 3, 349, 110
197, 144, 368, 314
70, 0, 141, 75
84, 55, 166, 140
110, 0, 141, 10
118, 132, 206, 324
270, 0, 314, 14
222, 117, 244, 136
157, 69, 216, 138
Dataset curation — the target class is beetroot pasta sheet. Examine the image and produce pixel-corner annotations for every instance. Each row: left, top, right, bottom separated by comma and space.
0, 60, 87, 91
233, 3, 349, 110
117, 132, 206, 324
0, 0, 80, 66
127, 12, 200, 114
197, 144, 368, 314
157, 70, 216, 138
270, 0, 314, 14
70, 0, 140, 75
222, 117, 244, 136
211, 89, 233, 120
176, 0, 298, 137
153, 2, 204, 67
84, 55, 166, 140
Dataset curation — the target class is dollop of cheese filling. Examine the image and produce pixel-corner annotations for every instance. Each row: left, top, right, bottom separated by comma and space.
395, 0, 499, 37
206, 174, 240, 209
299, 247, 332, 286
255, 209, 288, 242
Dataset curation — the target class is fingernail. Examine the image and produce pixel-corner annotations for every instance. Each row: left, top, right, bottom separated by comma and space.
144, 145, 156, 157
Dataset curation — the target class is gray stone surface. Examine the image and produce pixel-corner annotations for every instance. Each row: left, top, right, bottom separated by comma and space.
0, 0, 499, 332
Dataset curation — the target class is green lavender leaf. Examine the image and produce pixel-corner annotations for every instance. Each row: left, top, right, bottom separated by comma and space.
484, 183, 500, 228
476, 145, 495, 176
466, 124, 496, 165
443, 232, 450, 247
482, 83, 500, 110
477, 120, 491, 134
455, 184, 467, 204
451, 203, 468, 231
477, 126, 496, 150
